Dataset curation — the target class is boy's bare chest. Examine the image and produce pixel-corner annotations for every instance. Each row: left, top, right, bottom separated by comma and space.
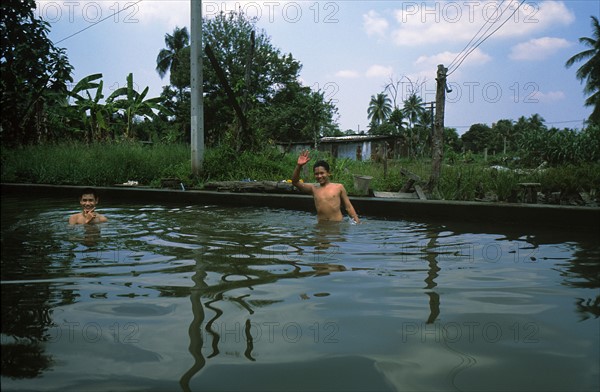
314, 186, 340, 201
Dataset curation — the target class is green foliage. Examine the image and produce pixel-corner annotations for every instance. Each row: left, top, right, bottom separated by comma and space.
252, 83, 338, 143
516, 124, 600, 166
1, 142, 189, 186
367, 93, 392, 127
461, 123, 494, 153
157, 11, 338, 150
202, 145, 296, 182
0, 0, 73, 146
565, 16, 600, 124
534, 164, 600, 194
2, 143, 598, 204
444, 128, 462, 152
156, 26, 190, 92
107, 73, 172, 139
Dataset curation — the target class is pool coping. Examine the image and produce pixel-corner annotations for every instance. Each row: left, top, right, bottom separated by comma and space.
3, 182, 599, 234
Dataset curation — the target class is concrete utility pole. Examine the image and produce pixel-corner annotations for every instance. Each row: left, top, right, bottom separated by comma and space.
190, 0, 204, 175
428, 64, 447, 192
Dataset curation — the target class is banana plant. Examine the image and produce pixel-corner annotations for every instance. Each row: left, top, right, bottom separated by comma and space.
68, 73, 110, 141
107, 73, 172, 139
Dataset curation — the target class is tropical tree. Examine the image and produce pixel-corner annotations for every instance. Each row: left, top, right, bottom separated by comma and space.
389, 108, 408, 135
107, 73, 172, 139
156, 85, 191, 142
68, 73, 108, 142
444, 127, 462, 153
492, 119, 514, 154
402, 93, 426, 129
254, 82, 338, 142
565, 16, 600, 124
414, 107, 433, 156
156, 26, 190, 97
513, 114, 547, 146
461, 123, 493, 153
154, 11, 338, 148
367, 93, 392, 127
1, 0, 73, 146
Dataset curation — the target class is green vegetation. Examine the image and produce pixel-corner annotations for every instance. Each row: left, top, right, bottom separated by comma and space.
1, 4, 338, 149
1, 3, 598, 206
2, 142, 599, 205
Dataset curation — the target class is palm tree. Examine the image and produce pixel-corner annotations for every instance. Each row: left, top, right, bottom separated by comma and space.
389, 108, 408, 135
156, 26, 190, 94
367, 93, 392, 127
565, 16, 600, 124
402, 93, 425, 129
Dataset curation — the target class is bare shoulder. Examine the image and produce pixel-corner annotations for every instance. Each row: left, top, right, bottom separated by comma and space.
69, 213, 83, 225
333, 182, 347, 193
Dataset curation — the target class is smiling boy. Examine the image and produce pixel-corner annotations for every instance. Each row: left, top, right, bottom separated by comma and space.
68, 188, 108, 225
292, 150, 360, 224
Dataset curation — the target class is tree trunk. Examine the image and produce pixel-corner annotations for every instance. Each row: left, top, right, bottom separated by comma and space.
427, 64, 447, 192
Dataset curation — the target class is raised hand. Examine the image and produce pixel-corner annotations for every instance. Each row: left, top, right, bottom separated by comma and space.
297, 150, 311, 166
83, 207, 97, 224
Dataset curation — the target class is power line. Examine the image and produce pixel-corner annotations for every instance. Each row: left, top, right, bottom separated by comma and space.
53, 0, 144, 45
447, 0, 526, 76
447, 0, 509, 71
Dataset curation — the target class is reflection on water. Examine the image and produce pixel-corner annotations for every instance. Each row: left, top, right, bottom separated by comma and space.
1, 196, 598, 391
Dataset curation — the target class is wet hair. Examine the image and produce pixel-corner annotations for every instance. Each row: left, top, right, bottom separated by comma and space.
80, 187, 99, 199
313, 160, 330, 172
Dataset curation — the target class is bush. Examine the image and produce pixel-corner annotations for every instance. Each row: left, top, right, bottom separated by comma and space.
2, 142, 598, 202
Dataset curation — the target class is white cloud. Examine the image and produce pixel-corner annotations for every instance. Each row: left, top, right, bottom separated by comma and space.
335, 70, 361, 79
388, 1, 574, 46
137, 1, 189, 27
366, 65, 393, 78
35, 1, 189, 28
363, 10, 389, 38
530, 90, 566, 103
509, 37, 572, 61
415, 48, 491, 69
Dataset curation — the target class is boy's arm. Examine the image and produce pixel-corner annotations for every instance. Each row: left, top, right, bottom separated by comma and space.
292, 150, 314, 194
340, 185, 360, 223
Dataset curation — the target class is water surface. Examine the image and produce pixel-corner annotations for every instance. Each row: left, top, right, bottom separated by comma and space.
1, 196, 598, 391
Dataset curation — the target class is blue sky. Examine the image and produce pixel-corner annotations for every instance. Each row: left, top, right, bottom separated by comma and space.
38, 0, 598, 134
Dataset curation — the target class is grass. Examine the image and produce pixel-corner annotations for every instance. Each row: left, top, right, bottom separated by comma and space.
2, 142, 599, 203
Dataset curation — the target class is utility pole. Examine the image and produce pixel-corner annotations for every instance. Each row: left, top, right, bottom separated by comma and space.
190, 0, 204, 175
428, 64, 447, 192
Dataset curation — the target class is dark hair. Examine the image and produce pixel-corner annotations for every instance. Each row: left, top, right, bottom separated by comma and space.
313, 160, 330, 172
80, 187, 98, 199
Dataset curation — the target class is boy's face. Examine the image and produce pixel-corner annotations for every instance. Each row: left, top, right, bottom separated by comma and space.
313, 166, 330, 185
79, 194, 98, 212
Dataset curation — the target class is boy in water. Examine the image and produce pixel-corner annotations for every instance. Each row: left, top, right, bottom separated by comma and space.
292, 150, 360, 224
68, 188, 108, 225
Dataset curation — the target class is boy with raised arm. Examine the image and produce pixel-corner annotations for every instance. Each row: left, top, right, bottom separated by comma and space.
68, 188, 108, 225
292, 150, 360, 224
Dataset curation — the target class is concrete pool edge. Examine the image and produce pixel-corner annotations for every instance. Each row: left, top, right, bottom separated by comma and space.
2, 182, 599, 233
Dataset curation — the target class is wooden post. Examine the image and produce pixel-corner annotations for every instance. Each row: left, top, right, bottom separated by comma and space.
427, 64, 447, 192
383, 141, 388, 178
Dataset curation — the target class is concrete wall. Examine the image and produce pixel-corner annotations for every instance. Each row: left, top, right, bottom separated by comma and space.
3, 183, 599, 236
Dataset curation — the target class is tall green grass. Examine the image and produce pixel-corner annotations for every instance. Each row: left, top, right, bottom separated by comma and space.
2, 142, 598, 201
1, 142, 190, 186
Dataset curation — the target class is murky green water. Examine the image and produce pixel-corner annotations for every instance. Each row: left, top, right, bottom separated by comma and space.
1, 195, 598, 391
